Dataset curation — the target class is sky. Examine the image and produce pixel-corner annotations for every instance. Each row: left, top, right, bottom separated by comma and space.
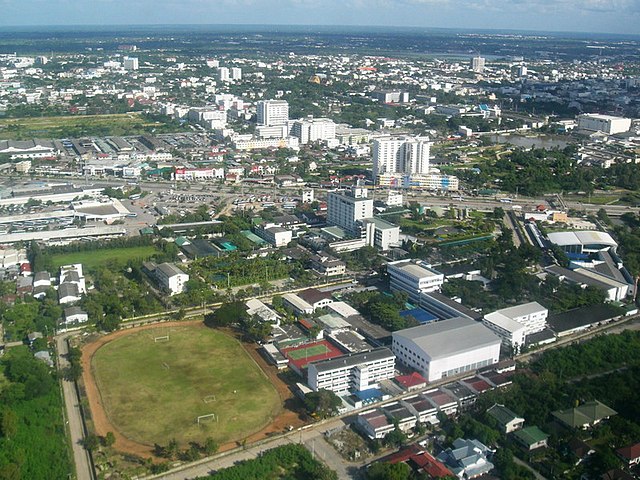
0, 0, 639, 35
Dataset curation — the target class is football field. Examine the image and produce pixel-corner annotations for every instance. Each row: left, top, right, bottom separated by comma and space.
91, 325, 281, 446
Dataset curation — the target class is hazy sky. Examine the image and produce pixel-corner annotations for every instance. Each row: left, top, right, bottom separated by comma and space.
0, 0, 639, 35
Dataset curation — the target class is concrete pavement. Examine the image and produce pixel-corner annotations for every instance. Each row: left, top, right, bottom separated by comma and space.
56, 335, 95, 480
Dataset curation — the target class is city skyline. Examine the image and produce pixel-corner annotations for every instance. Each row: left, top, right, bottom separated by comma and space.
0, 0, 639, 35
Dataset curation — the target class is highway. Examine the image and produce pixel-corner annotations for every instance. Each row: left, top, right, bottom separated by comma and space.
56, 334, 96, 480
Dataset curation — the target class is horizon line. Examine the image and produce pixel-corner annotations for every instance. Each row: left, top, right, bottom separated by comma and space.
0, 23, 638, 38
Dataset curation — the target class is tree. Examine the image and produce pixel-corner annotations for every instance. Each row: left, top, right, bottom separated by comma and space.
367, 461, 411, 480
0, 409, 18, 440
202, 437, 219, 455
204, 301, 247, 328
303, 390, 342, 419
81, 434, 100, 452
104, 431, 116, 447
384, 425, 407, 448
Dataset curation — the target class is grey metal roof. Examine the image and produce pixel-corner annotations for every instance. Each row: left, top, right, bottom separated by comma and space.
393, 317, 501, 360
309, 347, 394, 372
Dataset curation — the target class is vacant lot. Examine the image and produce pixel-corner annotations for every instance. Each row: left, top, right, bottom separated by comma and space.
49, 246, 157, 271
91, 324, 281, 447
0, 113, 164, 140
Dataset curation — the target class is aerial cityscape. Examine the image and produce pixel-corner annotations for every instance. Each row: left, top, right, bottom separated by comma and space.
0, 16, 640, 480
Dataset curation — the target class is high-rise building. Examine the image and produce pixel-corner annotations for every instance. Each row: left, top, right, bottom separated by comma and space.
231, 67, 242, 80
372, 136, 431, 178
218, 67, 230, 82
327, 185, 373, 235
256, 100, 289, 126
123, 57, 139, 71
471, 56, 486, 73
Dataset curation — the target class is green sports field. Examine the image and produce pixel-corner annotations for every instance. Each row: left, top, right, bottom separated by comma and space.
49, 246, 157, 271
91, 325, 281, 446
286, 344, 330, 360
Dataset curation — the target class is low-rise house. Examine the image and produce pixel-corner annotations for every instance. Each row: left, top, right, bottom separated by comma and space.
552, 400, 617, 430
402, 394, 438, 425
357, 409, 395, 439
382, 402, 417, 433
246, 298, 281, 326
436, 438, 495, 479
424, 388, 458, 417
58, 282, 81, 304
310, 252, 346, 277
63, 306, 89, 327
616, 442, 640, 468
487, 404, 525, 434
33, 271, 51, 288
512, 426, 549, 451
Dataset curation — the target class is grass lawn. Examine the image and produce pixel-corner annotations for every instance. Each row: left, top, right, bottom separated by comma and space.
0, 113, 169, 140
91, 325, 281, 446
49, 246, 157, 271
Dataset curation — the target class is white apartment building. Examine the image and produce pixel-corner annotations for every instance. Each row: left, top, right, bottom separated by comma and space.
231, 67, 242, 80
377, 173, 459, 191
123, 57, 139, 71
174, 167, 224, 181
387, 259, 444, 303
291, 117, 336, 144
307, 347, 396, 393
484, 302, 548, 336
482, 314, 527, 354
155, 263, 189, 295
327, 185, 373, 235
577, 114, 632, 135
392, 317, 501, 382
256, 225, 293, 247
471, 56, 486, 73
372, 136, 431, 178
363, 218, 400, 251
257, 99, 289, 126
233, 137, 299, 151
218, 67, 230, 82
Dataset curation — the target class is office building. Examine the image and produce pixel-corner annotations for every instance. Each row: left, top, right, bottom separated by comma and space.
123, 57, 139, 71
153, 262, 189, 295
257, 100, 289, 126
327, 185, 373, 236
372, 136, 431, 178
577, 114, 632, 135
387, 259, 444, 303
392, 317, 501, 382
307, 347, 395, 393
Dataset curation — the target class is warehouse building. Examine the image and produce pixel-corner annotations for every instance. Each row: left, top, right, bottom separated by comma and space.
392, 317, 501, 382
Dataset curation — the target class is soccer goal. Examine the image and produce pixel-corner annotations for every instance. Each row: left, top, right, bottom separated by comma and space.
196, 413, 218, 424
203, 395, 216, 404
154, 335, 170, 343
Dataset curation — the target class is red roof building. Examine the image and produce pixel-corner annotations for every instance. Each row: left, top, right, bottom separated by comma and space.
395, 372, 428, 391
617, 442, 640, 467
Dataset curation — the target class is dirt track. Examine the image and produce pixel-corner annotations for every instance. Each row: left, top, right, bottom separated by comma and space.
81, 321, 306, 459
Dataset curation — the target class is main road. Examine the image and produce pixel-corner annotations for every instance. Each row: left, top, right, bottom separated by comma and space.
56, 334, 96, 480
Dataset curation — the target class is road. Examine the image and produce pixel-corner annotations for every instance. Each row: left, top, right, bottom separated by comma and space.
56, 334, 95, 480
154, 419, 348, 480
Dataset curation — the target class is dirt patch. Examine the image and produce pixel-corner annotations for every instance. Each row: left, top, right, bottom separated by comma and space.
81, 321, 307, 459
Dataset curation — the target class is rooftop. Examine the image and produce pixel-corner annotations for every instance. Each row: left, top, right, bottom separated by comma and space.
513, 426, 549, 446
393, 317, 501, 360
308, 347, 394, 373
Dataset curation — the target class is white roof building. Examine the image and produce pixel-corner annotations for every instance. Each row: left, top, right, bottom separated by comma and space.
547, 231, 617, 254
392, 317, 501, 382
387, 259, 444, 303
